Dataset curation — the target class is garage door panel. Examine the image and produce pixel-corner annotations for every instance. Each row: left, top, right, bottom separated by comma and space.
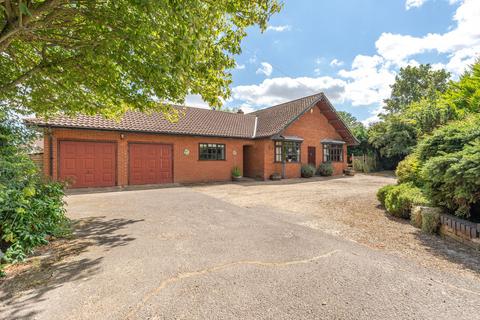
129, 143, 173, 185
59, 141, 116, 188
85, 158, 95, 169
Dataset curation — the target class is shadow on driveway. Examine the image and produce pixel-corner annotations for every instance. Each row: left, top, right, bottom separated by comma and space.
379, 205, 480, 276
0, 216, 143, 320
414, 231, 480, 275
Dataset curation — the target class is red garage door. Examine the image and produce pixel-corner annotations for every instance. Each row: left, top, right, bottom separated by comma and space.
129, 143, 173, 185
59, 141, 116, 188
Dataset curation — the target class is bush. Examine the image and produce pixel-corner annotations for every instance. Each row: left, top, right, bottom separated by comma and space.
377, 184, 396, 207
396, 153, 422, 185
384, 183, 429, 219
301, 164, 315, 178
317, 162, 333, 176
421, 139, 480, 218
0, 111, 69, 275
421, 210, 441, 234
416, 115, 480, 162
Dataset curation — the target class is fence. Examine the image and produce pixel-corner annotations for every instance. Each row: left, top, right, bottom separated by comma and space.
351, 154, 379, 173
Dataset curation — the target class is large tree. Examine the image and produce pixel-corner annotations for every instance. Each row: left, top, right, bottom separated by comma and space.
368, 64, 452, 164
0, 0, 281, 116
384, 64, 450, 114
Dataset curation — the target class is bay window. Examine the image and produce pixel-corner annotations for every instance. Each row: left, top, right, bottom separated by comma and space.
274, 141, 301, 163
323, 143, 343, 162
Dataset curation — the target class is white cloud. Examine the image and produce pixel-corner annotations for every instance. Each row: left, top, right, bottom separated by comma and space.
314, 57, 325, 75
330, 59, 344, 67
235, 63, 246, 70
338, 55, 396, 106
184, 94, 210, 109
405, 0, 427, 10
256, 62, 273, 77
362, 107, 385, 126
232, 76, 346, 107
406, 0, 461, 10
237, 103, 256, 114
231, 0, 478, 123
266, 25, 292, 32
377, 0, 480, 72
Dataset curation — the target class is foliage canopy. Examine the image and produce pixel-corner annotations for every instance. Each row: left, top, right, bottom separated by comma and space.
384, 64, 450, 114
0, 0, 281, 116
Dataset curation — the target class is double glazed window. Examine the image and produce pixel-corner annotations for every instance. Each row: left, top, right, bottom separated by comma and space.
199, 143, 225, 160
323, 143, 343, 162
275, 141, 301, 163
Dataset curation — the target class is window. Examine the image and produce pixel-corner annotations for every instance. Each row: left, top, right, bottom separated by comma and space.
199, 143, 225, 160
274, 141, 301, 163
323, 143, 343, 162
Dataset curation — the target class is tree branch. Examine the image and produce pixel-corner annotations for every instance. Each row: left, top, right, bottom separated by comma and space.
0, 0, 64, 51
0, 61, 46, 91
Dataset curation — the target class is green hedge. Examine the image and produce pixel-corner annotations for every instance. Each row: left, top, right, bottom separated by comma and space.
421, 139, 480, 218
416, 115, 480, 162
395, 153, 422, 185
377, 184, 396, 207
383, 183, 429, 219
0, 111, 69, 275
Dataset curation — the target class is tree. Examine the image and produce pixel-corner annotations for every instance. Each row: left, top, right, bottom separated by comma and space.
384, 64, 450, 114
337, 110, 371, 156
0, 1, 281, 117
368, 64, 452, 166
368, 116, 417, 159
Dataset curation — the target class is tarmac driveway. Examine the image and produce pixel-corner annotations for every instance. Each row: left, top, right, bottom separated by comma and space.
1, 176, 480, 319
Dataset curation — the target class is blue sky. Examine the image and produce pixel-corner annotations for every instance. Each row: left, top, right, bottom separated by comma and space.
186, 0, 480, 124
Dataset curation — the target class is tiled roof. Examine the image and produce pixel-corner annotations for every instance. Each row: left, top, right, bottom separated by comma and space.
251, 93, 324, 137
28, 106, 257, 139
28, 93, 358, 144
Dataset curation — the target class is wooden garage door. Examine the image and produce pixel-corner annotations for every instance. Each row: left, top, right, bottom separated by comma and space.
59, 141, 116, 188
129, 143, 173, 185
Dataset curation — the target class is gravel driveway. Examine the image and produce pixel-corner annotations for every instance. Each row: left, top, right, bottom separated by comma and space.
1, 174, 480, 319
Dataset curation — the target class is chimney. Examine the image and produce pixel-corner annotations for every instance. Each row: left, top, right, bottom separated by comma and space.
237, 109, 244, 114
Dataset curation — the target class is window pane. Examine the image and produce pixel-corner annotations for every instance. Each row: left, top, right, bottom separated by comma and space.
218, 144, 225, 160
322, 143, 343, 162
199, 143, 225, 160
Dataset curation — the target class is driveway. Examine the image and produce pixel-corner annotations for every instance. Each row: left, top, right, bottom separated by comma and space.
1, 174, 480, 319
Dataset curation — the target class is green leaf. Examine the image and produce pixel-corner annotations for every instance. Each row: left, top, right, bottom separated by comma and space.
19, 2, 31, 16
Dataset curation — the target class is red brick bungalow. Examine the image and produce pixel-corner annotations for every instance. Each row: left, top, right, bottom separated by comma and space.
28, 93, 358, 188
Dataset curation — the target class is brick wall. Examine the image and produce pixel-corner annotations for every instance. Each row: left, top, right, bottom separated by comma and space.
29, 153, 44, 172
44, 128, 251, 185
44, 101, 348, 186
261, 101, 347, 179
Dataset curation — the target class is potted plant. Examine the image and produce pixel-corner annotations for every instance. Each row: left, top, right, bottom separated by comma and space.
231, 166, 242, 181
270, 172, 281, 181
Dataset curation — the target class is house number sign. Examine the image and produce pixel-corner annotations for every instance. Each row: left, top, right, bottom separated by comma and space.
183, 148, 190, 156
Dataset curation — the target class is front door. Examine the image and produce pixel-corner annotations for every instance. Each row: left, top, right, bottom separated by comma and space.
308, 146, 316, 166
